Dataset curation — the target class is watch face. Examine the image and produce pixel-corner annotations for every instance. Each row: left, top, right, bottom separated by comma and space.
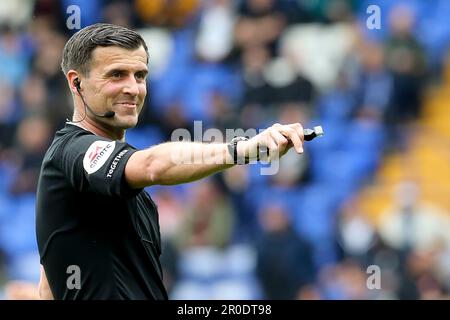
232, 137, 248, 143
229, 137, 250, 165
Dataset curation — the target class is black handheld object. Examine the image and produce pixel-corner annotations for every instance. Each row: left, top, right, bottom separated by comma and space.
303, 126, 324, 141
74, 78, 116, 119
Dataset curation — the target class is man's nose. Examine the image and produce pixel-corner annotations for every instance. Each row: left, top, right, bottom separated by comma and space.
122, 75, 140, 96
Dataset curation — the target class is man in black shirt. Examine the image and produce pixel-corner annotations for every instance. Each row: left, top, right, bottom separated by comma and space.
36, 23, 306, 300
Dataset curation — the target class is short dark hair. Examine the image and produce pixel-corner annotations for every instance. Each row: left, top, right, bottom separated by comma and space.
61, 23, 149, 76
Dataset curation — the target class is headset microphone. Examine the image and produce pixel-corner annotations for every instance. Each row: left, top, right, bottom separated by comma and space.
73, 79, 115, 121
97, 110, 116, 118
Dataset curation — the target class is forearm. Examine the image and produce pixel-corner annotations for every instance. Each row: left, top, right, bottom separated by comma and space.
126, 141, 235, 188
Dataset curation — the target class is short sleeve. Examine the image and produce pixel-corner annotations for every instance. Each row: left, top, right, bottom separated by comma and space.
54, 133, 141, 198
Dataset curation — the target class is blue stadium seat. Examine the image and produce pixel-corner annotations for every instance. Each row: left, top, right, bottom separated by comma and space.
343, 120, 385, 151
180, 63, 240, 122
0, 194, 38, 255
0, 193, 40, 281
125, 125, 165, 150
291, 184, 341, 267
317, 90, 355, 123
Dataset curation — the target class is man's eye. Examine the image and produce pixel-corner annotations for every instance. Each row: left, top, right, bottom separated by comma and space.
111, 72, 122, 78
136, 73, 146, 80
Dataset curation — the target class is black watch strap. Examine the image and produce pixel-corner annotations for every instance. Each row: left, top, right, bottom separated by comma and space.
228, 137, 249, 165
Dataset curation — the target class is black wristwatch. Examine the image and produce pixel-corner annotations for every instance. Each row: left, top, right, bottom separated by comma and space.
228, 136, 250, 165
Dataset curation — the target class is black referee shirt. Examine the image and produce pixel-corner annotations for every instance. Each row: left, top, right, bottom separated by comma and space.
35, 123, 168, 300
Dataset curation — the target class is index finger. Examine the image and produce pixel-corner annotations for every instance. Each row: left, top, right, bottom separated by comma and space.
277, 125, 303, 153
288, 123, 304, 143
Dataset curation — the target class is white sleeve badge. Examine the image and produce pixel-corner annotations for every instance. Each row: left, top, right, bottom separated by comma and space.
83, 140, 116, 174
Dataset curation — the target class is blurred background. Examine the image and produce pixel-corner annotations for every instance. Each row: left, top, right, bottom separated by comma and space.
1, 0, 450, 300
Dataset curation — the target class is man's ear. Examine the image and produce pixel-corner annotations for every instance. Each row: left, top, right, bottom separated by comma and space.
67, 70, 81, 95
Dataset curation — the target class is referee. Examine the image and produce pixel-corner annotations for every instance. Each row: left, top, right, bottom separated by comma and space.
35, 23, 306, 299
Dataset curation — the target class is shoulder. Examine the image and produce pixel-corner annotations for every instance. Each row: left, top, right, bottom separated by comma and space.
44, 123, 101, 164
56, 124, 112, 152
52, 123, 95, 147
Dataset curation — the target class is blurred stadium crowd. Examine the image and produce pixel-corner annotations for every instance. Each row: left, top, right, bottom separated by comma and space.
1, 0, 450, 299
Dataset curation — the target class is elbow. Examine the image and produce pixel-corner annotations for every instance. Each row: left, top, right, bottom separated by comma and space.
146, 168, 159, 186
126, 150, 169, 188
145, 157, 185, 186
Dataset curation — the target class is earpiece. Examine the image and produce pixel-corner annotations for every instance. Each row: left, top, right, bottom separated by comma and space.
73, 78, 81, 90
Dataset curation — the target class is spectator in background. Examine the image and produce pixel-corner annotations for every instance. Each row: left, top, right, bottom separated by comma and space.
240, 45, 272, 111
208, 91, 240, 132
152, 189, 186, 295
256, 203, 316, 299
158, 99, 194, 141
220, 165, 258, 243
0, 81, 18, 152
264, 60, 316, 108
195, 0, 235, 64
384, 4, 427, 150
336, 197, 377, 266
302, 0, 355, 24
18, 73, 48, 117
30, 30, 72, 129
102, 1, 136, 29
175, 179, 234, 250
397, 248, 448, 300
234, 0, 287, 58
7, 115, 51, 195
353, 40, 392, 122
374, 179, 450, 299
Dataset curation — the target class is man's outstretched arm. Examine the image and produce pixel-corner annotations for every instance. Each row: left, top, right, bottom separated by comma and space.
125, 123, 305, 188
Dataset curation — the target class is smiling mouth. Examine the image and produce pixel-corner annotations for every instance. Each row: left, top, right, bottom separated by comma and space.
116, 102, 137, 108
